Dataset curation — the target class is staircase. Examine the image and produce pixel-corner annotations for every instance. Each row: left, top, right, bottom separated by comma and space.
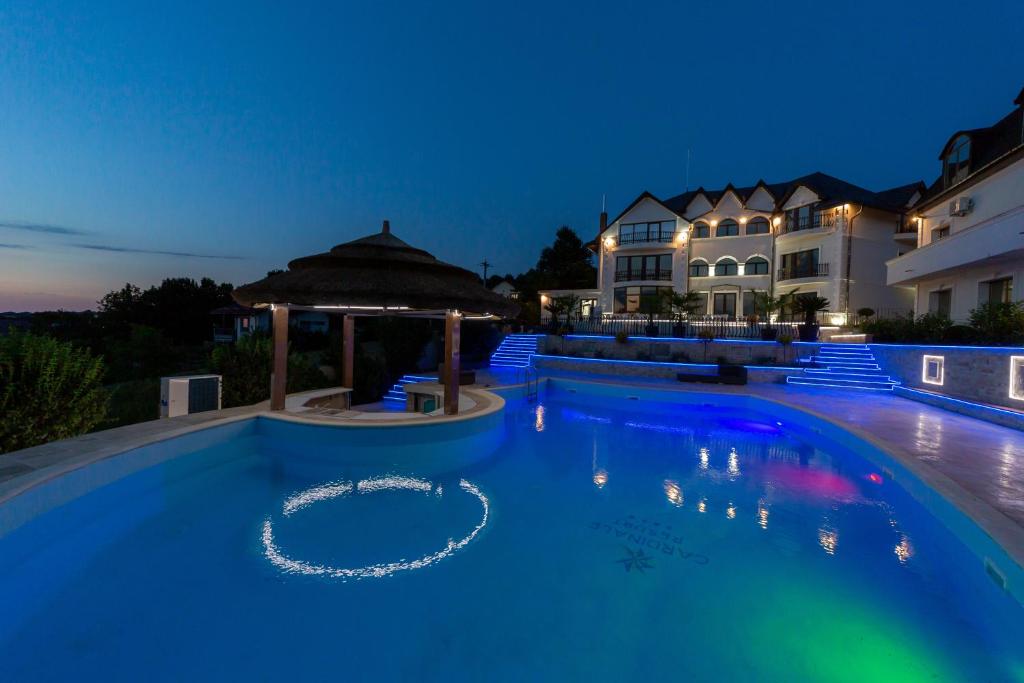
786, 344, 899, 391
383, 373, 438, 405
489, 334, 543, 368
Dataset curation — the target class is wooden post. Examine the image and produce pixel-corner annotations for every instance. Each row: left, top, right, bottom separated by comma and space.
270, 306, 289, 411
342, 315, 355, 389
443, 310, 461, 415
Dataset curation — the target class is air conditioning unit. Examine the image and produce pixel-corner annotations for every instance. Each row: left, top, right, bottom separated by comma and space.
160, 375, 222, 418
949, 196, 973, 217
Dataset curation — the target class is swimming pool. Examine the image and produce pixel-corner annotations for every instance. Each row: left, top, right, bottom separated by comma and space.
1, 380, 1022, 681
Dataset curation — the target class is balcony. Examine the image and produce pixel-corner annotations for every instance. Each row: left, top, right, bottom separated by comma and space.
779, 212, 837, 236
777, 263, 829, 282
614, 270, 673, 282
614, 233, 679, 247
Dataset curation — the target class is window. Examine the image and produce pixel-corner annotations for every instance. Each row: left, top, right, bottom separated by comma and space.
692, 222, 710, 239
981, 278, 1013, 305
619, 220, 677, 245
744, 257, 769, 275
943, 135, 971, 188
716, 219, 739, 237
746, 217, 770, 235
688, 260, 709, 277
928, 289, 952, 318
613, 286, 673, 313
692, 292, 709, 315
933, 225, 950, 242
614, 254, 672, 282
784, 203, 819, 233
779, 249, 821, 279
742, 291, 759, 317
715, 258, 738, 276
713, 292, 737, 317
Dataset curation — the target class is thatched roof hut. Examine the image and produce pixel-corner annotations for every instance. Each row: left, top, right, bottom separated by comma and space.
232, 221, 518, 319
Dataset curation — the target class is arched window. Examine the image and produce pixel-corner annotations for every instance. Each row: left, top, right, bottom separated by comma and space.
688, 259, 709, 277
746, 217, 770, 235
745, 256, 769, 275
716, 219, 739, 237
692, 222, 710, 239
715, 258, 738, 276
944, 135, 971, 187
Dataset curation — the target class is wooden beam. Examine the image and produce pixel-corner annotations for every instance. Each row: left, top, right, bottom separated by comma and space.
342, 314, 355, 389
443, 310, 461, 415
270, 306, 289, 411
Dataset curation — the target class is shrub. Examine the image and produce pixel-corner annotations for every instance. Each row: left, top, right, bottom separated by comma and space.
614, 330, 629, 344
912, 313, 953, 343
944, 325, 977, 345
210, 334, 329, 408
856, 307, 875, 318
0, 332, 108, 454
968, 301, 1024, 345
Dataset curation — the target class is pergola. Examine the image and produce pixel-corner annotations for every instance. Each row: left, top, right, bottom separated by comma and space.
232, 221, 519, 415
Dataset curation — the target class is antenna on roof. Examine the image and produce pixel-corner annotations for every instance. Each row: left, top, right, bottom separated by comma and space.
601, 194, 606, 212
685, 149, 691, 192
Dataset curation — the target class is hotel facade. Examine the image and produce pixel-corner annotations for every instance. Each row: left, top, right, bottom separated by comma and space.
586, 172, 921, 323
886, 87, 1024, 321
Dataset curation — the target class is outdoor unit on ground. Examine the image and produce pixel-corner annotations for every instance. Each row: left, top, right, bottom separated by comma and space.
160, 375, 222, 418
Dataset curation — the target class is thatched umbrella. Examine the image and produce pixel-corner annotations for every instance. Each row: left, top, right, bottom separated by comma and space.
233, 221, 519, 414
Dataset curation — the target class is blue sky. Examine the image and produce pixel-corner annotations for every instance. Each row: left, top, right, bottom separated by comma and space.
1, 0, 1022, 311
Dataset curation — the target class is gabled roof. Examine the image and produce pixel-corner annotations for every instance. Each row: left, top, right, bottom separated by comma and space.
874, 181, 927, 210
917, 87, 1024, 208
605, 190, 687, 229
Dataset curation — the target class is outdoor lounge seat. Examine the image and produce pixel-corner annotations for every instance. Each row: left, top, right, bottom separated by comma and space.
676, 363, 747, 386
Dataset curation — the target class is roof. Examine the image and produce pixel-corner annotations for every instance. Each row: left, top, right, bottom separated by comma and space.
232, 221, 520, 318
648, 171, 921, 222
917, 90, 1024, 208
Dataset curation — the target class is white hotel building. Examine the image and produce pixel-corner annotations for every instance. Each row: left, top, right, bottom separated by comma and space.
589, 172, 920, 322
887, 86, 1024, 321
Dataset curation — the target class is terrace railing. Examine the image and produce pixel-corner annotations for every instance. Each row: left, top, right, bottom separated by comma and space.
777, 262, 830, 281
553, 314, 802, 340
613, 270, 673, 282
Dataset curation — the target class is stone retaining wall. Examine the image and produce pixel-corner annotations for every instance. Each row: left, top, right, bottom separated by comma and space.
532, 355, 793, 384
871, 343, 1024, 412
542, 335, 816, 367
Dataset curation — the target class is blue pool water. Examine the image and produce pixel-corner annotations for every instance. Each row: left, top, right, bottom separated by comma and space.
1, 381, 1022, 681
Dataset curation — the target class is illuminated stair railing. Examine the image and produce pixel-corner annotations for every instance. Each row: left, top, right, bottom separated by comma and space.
787, 344, 898, 391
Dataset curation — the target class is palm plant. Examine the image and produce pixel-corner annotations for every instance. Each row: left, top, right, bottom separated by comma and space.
661, 290, 703, 336
793, 295, 831, 341
638, 293, 667, 336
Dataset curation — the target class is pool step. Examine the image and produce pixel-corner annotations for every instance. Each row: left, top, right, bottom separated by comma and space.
383, 374, 438, 403
787, 345, 896, 392
489, 334, 541, 368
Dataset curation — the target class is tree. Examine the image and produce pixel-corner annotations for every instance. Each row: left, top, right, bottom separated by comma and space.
544, 294, 579, 329
0, 332, 107, 453
97, 277, 235, 345
536, 227, 596, 289
662, 290, 703, 321
210, 333, 328, 408
753, 292, 786, 328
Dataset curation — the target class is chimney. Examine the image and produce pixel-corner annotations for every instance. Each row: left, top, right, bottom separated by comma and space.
382, 219, 390, 234
599, 210, 608, 235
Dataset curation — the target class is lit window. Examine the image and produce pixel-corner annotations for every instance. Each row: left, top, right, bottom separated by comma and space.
1011, 357, 1024, 401
716, 219, 739, 237
692, 222, 710, 239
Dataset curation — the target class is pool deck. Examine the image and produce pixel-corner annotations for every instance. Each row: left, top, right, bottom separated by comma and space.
1, 369, 1022, 570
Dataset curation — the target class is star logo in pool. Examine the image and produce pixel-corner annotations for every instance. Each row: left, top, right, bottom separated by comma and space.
616, 546, 654, 573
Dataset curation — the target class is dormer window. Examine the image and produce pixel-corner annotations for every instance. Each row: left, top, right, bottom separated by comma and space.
944, 135, 971, 188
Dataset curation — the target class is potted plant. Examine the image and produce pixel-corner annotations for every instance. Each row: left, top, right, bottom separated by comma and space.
662, 290, 703, 337
638, 293, 665, 337
753, 292, 785, 341
777, 333, 794, 364
544, 294, 580, 334
698, 328, 715, 362
794, 295, 831, 342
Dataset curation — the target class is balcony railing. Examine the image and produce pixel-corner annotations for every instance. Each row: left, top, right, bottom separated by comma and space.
780, 212, 837, 235
777, 262, 829, 281
553, 314, 802, 340
616, 233, 677, 246
614, 270, 673, 282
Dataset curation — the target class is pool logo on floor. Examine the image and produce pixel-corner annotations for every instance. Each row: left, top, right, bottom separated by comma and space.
590, 514, 709, 570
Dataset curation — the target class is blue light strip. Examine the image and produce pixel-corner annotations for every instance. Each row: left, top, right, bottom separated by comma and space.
531, 354, 803, 371
562, 334, 820, 346
869, 342, 1024, 352
896, 386, 1024, 419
